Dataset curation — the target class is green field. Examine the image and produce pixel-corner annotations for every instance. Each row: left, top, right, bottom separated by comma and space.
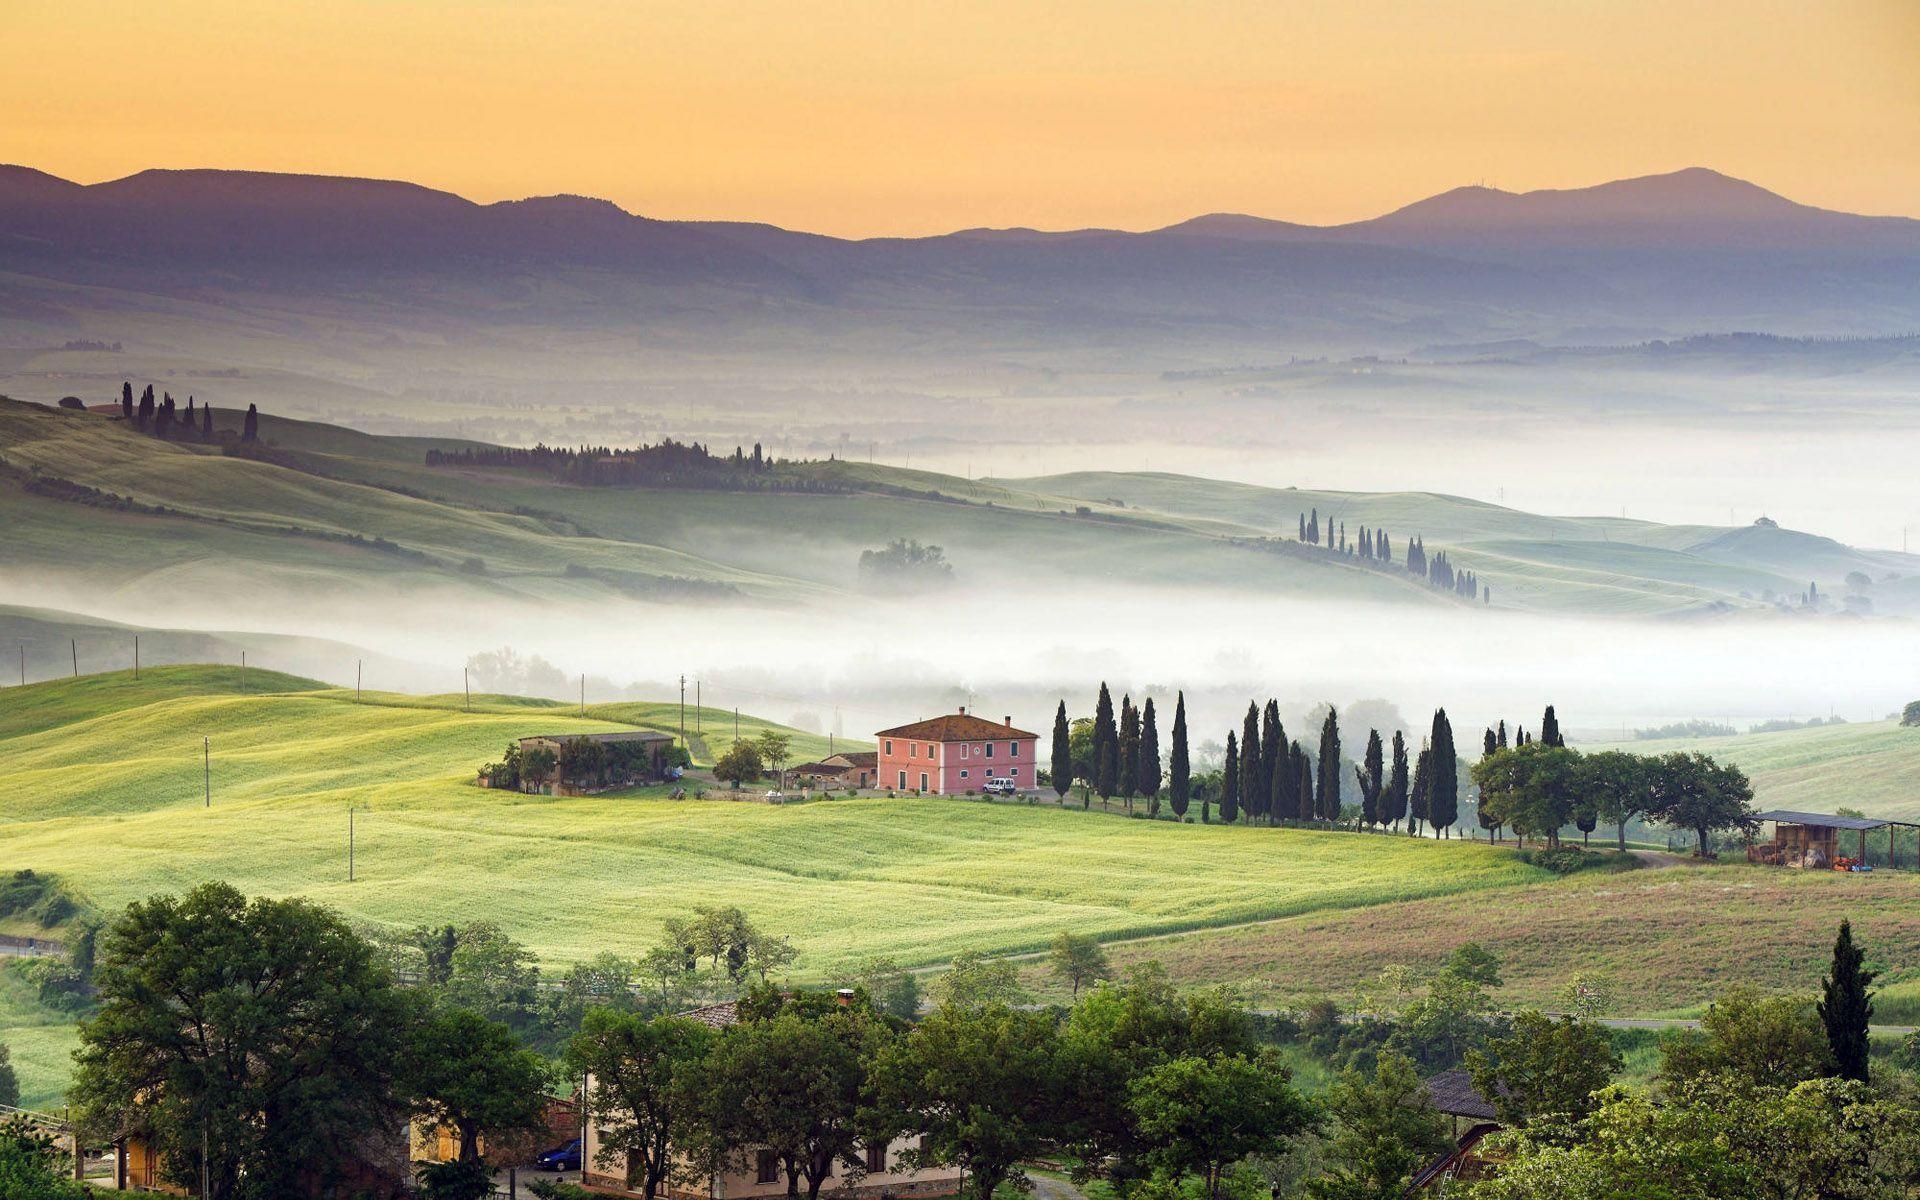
1586, 720, 1920, 821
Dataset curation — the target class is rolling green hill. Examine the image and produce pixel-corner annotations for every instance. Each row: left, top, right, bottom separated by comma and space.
1587, 719, 1920, 821
9, 397, 1910, 619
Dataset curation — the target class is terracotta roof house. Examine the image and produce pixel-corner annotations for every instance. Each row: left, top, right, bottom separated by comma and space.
788, 751, 879, 790
582, 998, 961, 1199
874, 708, 1039, 795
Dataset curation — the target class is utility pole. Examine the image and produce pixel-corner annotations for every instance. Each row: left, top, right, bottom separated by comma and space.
17, 642, 23, 687
734, 707, 739, 739
240, 650, 247, 692
579, 673, 585, 717
679, 675, 686, 748
695, 681, 701, 733
349, 807, 356, 882
204, 737, 211, 807
133, 634, 139, 678
464, 668, 471, 712
356, 659, 362, 702
71, 639, 78, 678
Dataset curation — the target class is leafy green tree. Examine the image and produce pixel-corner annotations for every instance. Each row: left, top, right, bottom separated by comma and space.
1472, 744, 1580, 849
564, 1011, 714, 1200
1307, 1053, 1451, 1200
71, 883, 410, 1200
416, 1157, 492, 1200
0, 1116, 89, 1199
1386, 970, 1497, 1073
1355, 729, 1384, 828
1128, 1052, 1314, 1200
1428, 709, 1458, 836
871, 1003, 1061, 1200
713, 740, 765, 789
1168, 693, 1191, 818
1051, 702, 1072, 801
1466, 1011, 1621, 1129
1381, 732, 1409, 830
0, 1043, 15, 1108
443, 921, 542, 1031
1819, 919, 1876, 1084
1646, 752, 1755, 855
677, 1004, 891, 1200
1446, 942, 1504, 987
848, 956, 921, 1022
1317, 706, 1343, 823
1903, 700, 1920, 728
409, 1004, 548, 1162
930, 950, 1028, 1009
1659, 986, 1832, 1091
1049, 933, 1111, 1000
1580, 750, 1650, 851
755, 730, 794, 787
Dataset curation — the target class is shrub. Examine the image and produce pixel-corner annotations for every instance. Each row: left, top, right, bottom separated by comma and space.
1903, 701, 1920, 728
1520, 847, 1608, 875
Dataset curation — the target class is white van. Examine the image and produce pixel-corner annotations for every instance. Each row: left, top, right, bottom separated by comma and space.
983, 777, 1018, 796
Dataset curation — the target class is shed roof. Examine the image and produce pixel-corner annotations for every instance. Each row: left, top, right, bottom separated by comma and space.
1753, 810, 1888, 831
1421, 1070, 1501, 1121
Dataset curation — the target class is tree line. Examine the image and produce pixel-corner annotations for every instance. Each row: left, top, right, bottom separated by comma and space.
108, 381, 259, 442
423, 439, 847, 492
1295, 507, 1487, 603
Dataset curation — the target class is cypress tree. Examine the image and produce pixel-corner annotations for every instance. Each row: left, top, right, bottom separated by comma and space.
1410, 744, 1432, 835
137, 384, 154, 427
1382, 732, 1409, 830
1497, 719, 1509, 750
1221, 731, 1240, 824
1357, 728, 1384, 827
1379, 530, 1391, 565
1428, 709, 1458, 837
1298, 513, 1306, 541
1239, 703, 1261, 824
202, 402, 213, 436
1139, 697, 1161, 811
1540, 704, 1563, 748
1819, 919, 1875, 1083
120, 381, 133, 420
1295, 746, 1313, 823
1119, 696, 1140, 813
1168, 693, 1189, 818
1259, 701, 1282, 824
1093, 684, 1118, 803
1316, 706, 1342, 823
1483, 727, 1497, 758
242, 402, 260, 442
1050, 701, 1071, 802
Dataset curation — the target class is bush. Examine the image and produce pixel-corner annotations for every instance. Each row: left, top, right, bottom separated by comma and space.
526, 1180, 594, 1200
1519, 847, 1611, 875
1903, 701, 1920, 728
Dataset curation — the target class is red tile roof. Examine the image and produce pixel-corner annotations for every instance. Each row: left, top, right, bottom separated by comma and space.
875, 712, 1039, 741
676, 1001, 740, 1030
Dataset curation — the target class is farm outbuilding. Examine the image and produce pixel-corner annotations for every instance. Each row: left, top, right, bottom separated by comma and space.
1747, 810, 1919, 871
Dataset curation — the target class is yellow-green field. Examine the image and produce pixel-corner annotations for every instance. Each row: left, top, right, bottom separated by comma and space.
1587, 720, 1920, 821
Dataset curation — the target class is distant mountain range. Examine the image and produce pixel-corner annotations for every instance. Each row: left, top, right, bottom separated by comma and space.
3, 164, 1918, 360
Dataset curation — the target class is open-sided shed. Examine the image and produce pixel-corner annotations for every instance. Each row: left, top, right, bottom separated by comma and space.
1749, 810, 1918, 870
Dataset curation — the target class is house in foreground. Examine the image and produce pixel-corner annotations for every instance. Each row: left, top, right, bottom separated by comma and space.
874, 709, 1038, 795
582, 999, 961, 1199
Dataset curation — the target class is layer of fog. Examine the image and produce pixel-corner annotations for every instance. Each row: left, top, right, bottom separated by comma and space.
10, 574, 1914, 749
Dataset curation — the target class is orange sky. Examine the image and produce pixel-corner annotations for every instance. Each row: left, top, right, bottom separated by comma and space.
8, 0, 1918, 237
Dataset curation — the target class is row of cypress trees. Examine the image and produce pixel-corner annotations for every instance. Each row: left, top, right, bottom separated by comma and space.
115, 381, 259, 442
1297, 507, 1490, 604
1048, 687, 1466, 836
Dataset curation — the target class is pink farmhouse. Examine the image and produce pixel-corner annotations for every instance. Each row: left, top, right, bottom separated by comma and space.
875, 708, 1039, 795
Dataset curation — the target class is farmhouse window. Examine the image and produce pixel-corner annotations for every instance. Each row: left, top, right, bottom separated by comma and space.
985, 742, 994, 758
920, 772, 929, 791
757, 1151, 780, 1184
898, 770, 907, 789
866, 1143, 887, 1173
960, 770, 969, 779
1010, 766, 1020, 776
961, 744, 969, 759
884, 740, 893, 755
1010, 742, 1020, 756
909, 743, 917, 758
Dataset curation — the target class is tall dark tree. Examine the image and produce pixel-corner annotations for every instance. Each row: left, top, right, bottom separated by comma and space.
120, 381, 133, 420
1271, 731, 1296, 824
1540, 705, 1563, 748
1239, 703, 1261, 824
1497, 720, 1509, 750
1258, 701, 1282, 825
1139, 697, 1162, 812
1428, 710, 1459, 837
1119, 696, 1141, 812
1356, 728, 1384, 827
137, 384, 154, 427
1298, 513, 1306, 541
1050, 701, 1072, 802
201, 402, 213, 436
1410, 744, 1432, 835
1220, 731, 1240, 824
1294, 746, 1313, 823
242, 402, 260, 442
1818, 919, 1875, 1084
1316, 706, 1342, 823
1093, 684, 1118, 803
1168, 693, 1190, 818
1383, 732, 1410, 831
1483, 727, 1498, 758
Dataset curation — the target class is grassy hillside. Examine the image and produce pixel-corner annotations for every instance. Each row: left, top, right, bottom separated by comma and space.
14, 397, 1910, 619
1587, 719, 1920, 821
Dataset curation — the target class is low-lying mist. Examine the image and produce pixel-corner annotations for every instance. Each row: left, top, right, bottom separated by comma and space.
9, 572, 1914, 749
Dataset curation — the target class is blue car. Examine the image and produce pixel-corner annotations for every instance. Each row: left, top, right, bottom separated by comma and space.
535, 1138, 582, 1172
